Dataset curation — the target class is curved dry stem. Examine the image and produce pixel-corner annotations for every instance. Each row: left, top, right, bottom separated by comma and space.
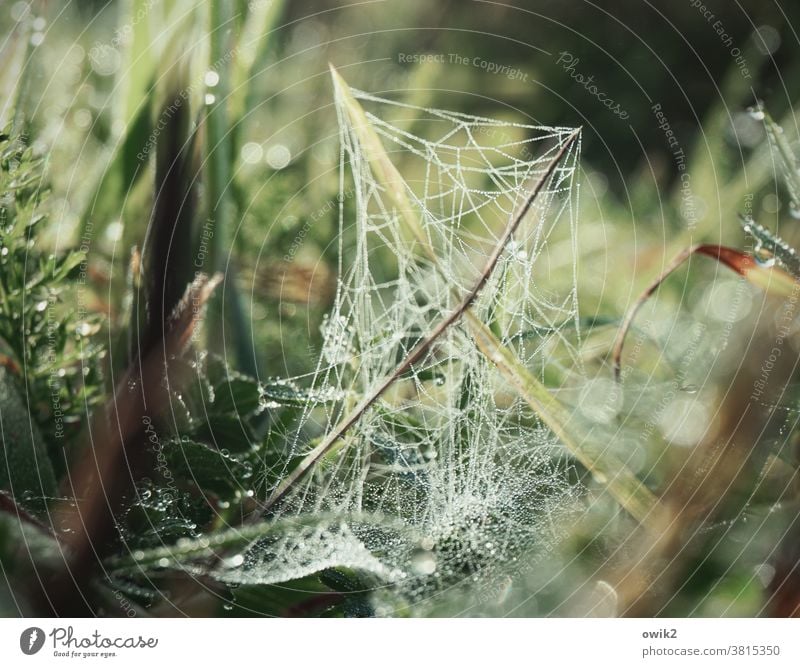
613, 242, 799, 380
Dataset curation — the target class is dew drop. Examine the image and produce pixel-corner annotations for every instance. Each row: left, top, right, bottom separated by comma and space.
410, 549, 437, 576
747, 104, 765, 122
204, 70, 220, 88
754, 246, 776, 268
224, 554, 245, 567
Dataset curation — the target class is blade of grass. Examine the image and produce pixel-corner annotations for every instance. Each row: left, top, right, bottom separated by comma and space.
204, 0, 255, 375
229, 0, 286, 124
0, 19, 33, 130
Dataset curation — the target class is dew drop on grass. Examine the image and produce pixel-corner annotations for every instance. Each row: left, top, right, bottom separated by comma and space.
747, 105, 766, 122
754, 246, 776, 268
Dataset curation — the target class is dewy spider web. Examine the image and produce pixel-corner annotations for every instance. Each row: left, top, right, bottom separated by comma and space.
218, 88, 585, 612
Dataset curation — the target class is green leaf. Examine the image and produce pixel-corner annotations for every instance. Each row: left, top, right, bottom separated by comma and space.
191, 415, 256, 453
212, 378, 262, 416
0, 366, 57, 511
162, 438, 253, 496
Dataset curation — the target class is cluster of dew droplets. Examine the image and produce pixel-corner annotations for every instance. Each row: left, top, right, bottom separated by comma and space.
748, 100, 800, 221
228, 92, 585, 610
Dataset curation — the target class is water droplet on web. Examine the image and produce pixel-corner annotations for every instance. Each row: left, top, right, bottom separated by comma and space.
34, 300, 47, 312
204, 93, 216, 106
224, 554, 245, 568
410, 549, 437, 576
321, 314, 353, 364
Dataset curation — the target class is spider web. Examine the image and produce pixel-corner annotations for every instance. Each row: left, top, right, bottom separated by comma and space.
220, 90, 585, 613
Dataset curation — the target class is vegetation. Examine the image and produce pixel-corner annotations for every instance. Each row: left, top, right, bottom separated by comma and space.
2, 0, 800, 618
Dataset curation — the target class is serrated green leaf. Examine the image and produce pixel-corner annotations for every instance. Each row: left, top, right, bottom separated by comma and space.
0, 366, 57, 511
191, 415, 255, 453
162, 438, 253, 496
212, 378, 262, 416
